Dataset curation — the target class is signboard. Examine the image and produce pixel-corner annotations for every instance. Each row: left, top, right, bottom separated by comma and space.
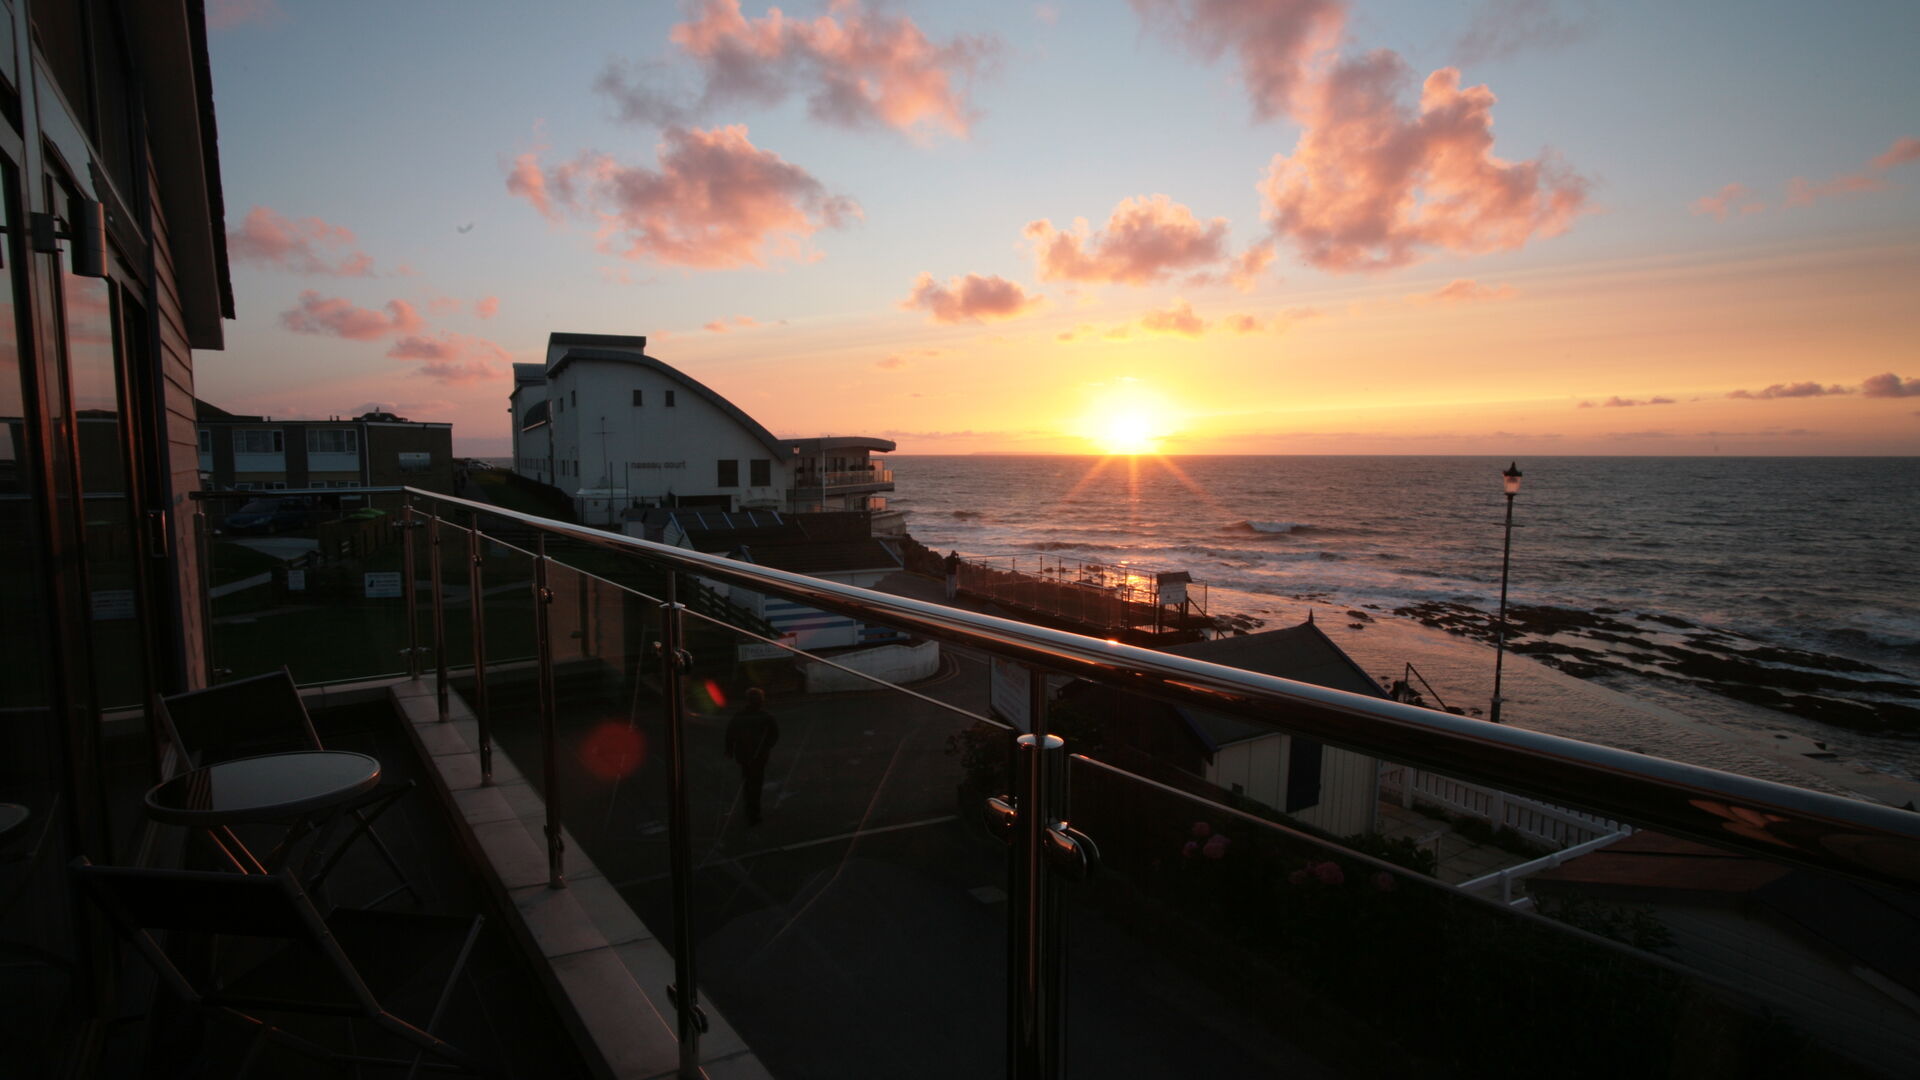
286, 569, 306, 592
397, 452, 431, 473
90, 589, 135, 621
363, 571, 403, 598
989, 657, 1031, 731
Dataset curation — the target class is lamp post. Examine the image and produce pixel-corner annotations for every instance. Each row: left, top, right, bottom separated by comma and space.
1490, 462, 1523, 723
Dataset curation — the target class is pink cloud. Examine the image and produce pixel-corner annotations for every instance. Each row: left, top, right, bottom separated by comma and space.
900, 272, 1044, 324
597, 0, 995, 141
1871, 136, 1920, 171
386, 333, 512, 383
876, 355, 907, 369
1138, 299, 1207, 337
280, 291, 424, 340
1422, 278, 1517, 304
474, 296, 500, 319
1580, 395, 1674, 408
506, 126, 859, 268
1134, 0, 1347, 120
1784, 172, 1884, 207
1260, 60, 1588, 272
1222, 313, 1265, 334
227, 206, 376, 276
1861, 372, 1920, 398
1025, 195, 1231, 286
1784, 135, 1919, 208
1690, 182, 1765, 221
1727, 381, 1849, 400
733, 314, 758, 327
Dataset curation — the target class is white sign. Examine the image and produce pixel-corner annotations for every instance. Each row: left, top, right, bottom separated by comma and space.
990, 656, 1031, 731
397, 452, 431, 473
286, 569, 306, 592
1160, 580, 1187, 605
363, 571, 403, 598
90, 589, 136, 621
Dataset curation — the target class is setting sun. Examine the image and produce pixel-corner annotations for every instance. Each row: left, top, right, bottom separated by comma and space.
1099, 410, 1161, 455
1077, 379, 1179, 455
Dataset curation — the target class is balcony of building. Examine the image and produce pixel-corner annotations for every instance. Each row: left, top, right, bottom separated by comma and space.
790, 460, 894, 496
15, 485, 1920, 1079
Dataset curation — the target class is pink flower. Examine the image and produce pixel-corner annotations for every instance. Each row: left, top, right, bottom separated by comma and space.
1190, 821, 1212, 839
1312, 861, 1345, 886
1371, 871, 1395, 892
1182, 840, 1198, 859
1202, 835, 1230, 860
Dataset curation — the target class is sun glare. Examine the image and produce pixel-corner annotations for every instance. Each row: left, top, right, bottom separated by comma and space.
1080, 380, 1177, 455
1100, 411, 1160, 455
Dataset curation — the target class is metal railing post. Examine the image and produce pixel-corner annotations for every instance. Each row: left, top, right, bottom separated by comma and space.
659, 573, 704, 1076
401, 496, 420, 679
468, 511, 493, 783
193, 508, 219, 685
533, 534, 564, 888
1000, 667, 1094, 1080
430, 513, 448, 723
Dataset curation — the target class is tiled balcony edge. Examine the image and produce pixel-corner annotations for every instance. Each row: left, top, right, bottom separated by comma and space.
388, 677, 771, 1080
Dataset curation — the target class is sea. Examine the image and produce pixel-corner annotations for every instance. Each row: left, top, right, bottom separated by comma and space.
888, 455, 1920, 795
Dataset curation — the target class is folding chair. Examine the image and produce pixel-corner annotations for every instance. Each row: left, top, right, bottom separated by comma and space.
72, 858, 489, 1077
158, 668, 420, 908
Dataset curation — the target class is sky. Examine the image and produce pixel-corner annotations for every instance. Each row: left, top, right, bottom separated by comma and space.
199, 0, 1920, 456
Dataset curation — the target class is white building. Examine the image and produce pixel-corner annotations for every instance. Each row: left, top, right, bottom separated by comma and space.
510, 333, 894, 524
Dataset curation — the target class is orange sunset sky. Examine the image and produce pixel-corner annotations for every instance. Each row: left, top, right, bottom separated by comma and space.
199, 1, 1920, 456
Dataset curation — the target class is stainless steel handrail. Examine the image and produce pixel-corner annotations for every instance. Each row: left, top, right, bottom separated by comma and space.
219, 485, 1920, 889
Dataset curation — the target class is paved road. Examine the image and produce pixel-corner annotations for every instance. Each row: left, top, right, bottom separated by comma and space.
488, 638, 1328, 1079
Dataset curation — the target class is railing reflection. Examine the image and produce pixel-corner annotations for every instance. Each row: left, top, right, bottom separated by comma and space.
188, 485, 1920, 1079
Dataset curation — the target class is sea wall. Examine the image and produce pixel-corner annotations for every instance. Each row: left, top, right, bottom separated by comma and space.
805, 639, 941, 693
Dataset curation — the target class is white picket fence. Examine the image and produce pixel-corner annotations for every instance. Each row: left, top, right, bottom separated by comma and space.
1377, 763, 1630, 850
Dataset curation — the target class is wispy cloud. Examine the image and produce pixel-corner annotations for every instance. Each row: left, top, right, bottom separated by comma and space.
597, 0, 997, 142
1025, 195, 1230, 286
1139, 0, 1587, 272
900, 272, 1045, 324
506, 126, 859, 268
387, 333, 513, 383
280, 291, 423, 340
1784, 135, 1920, 208
1419, 278, 1517, 304
1690, 182, 1764, 221
228, 206, 376, 276
1726, 381, 1848, 400
1862, 372, 1920, 398
1138, 299, 1208, 337
1578, 395, 1674, 408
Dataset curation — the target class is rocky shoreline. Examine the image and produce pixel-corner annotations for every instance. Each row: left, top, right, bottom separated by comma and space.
1383, 599, 1920, 737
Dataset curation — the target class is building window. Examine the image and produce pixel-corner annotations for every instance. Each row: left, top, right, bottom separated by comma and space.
1284, 737, 1324, 813
665, 390, 676, 407
632, 389, 644, 406
717, 459, 738, 487
750, 459, 770, 486
306, 428, 358, 454
197, 429, 211, 453
234, 429, 283, 453
571, 390, 577, 407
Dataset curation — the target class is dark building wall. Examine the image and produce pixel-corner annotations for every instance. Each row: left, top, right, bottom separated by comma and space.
366, 422, 456, 493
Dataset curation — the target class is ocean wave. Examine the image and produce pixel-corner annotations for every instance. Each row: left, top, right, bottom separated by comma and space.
950, 510, 983, 519
1226, 519, 1312, 536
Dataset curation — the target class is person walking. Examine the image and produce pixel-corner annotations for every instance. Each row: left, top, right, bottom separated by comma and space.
725, 687, 780, 825
944, 550, 961, 601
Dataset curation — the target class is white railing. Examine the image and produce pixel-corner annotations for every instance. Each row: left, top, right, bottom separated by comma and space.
1378, 763, 1631, 850
1456, 829, 1635, 905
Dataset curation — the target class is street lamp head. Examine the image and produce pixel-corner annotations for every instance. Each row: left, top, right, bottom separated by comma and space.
1502, 461, 1523, 497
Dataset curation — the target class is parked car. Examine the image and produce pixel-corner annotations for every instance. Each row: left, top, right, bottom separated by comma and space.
222, 497, 320, 535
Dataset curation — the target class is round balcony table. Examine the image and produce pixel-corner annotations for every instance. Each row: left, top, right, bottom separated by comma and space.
145, 751, 381, 875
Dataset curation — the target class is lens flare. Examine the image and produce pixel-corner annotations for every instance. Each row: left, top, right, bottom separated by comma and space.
579, 722, 646, 781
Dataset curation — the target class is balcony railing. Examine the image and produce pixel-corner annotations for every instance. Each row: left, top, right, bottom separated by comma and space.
191, 486, 1920, 1079
791, 466, 893, 489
